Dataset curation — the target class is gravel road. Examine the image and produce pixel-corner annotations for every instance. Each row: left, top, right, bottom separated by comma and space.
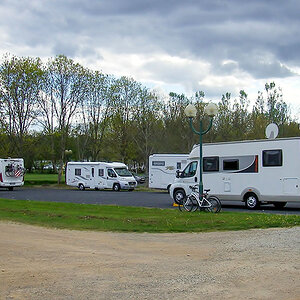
0, 222, 299, 300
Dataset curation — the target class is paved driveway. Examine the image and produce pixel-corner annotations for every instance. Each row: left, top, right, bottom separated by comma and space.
0, 187, 300, 214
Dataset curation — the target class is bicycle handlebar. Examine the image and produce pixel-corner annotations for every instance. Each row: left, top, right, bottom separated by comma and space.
189, 185, 210, 193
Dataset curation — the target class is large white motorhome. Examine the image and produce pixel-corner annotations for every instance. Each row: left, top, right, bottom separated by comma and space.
149, 154, 189, 190
66, 162, 137, 191
0, 158, 24, 190
170, 137, 300, 209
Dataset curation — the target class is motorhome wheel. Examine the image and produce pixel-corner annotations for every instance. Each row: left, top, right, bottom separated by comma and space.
173, 189, 186, 204
245, 193, 260, 209
78, 183, 85, 191
113, 183, 121, 191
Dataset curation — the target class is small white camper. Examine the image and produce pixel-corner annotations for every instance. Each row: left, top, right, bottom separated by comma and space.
149, 154, 189, 190
0, 158, 25, 190
66, 162, 137, 191
170, 137, 300, 209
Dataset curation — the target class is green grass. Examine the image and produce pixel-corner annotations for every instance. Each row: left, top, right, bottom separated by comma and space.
0, 198, 299, 233
24, 173, 65, 185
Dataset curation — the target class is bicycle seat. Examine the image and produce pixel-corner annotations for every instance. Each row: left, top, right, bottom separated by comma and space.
204, 189, 210, 193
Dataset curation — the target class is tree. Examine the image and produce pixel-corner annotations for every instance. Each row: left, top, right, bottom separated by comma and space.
162, 92, 191, 152
79, 70, 113, 161
214, 93, 234, 141
264, 82, 290, 135
131, 87, 163, 172
230, 90, 251, 140
46, 55, 88, 183
109, 76, 141, 163
0, 54, 44, 155
250, 82, 290, 139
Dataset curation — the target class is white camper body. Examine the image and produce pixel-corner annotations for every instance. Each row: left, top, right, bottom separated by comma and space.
66, 162, 137, 191
170, 138, 300, 209
0, 158, 24, 190
149, 154, 189, 190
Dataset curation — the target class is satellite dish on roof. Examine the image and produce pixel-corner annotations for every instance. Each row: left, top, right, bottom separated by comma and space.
265, 123, 279, 139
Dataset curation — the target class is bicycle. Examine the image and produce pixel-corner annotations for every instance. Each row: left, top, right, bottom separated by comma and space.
178, 185, 221, 213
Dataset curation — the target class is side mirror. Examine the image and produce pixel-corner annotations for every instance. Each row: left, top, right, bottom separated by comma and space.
176, 170, 180, 178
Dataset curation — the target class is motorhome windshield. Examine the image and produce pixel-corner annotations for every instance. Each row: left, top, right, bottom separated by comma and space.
114, 168, 132, 177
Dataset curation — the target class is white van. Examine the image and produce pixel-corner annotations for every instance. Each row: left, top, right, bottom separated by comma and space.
0, 158, 25, 190
149, 154, 189, 190
170, 137, 300, 209
66, 162, 137, 191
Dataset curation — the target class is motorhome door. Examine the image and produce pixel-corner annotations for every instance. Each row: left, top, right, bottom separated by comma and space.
106, 168, 117, 188
90, 167, 96, 188
180, 161, 198, 187
96, 167, 106, 189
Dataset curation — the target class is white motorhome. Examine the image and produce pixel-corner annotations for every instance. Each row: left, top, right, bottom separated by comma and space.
170, 137, 300, 209
0, 158, 25, 190
66, 162, 137, 191
149, 154, 189, 190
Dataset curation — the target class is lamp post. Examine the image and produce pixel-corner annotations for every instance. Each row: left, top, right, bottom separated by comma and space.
184, 102, 218, 200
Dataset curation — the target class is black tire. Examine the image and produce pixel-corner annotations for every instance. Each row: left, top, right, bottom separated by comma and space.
173, 189, 186, 204
273, 202, 287, 209
189, 195, 199, 212
207, 196, 221, 213
245, 193, 260, 209
78, 183, 85, 191
179, 195, 197, 212
113, 183, 121, 191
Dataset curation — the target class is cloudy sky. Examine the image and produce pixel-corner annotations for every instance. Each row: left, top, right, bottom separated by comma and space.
1, 0, 300, 113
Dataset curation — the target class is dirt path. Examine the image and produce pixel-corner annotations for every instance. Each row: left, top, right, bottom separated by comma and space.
0, 222, 299, 300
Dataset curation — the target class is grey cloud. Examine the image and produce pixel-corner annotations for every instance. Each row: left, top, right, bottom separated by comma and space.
1, 0, 300, 81
239, 58, 295, 79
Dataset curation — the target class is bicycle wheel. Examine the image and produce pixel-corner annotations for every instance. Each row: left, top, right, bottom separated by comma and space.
189, 195, 199, 212
206, 196, 221, 213
178, 196, 186, 212
187, 195, 199, 212
179, 195, 196, 212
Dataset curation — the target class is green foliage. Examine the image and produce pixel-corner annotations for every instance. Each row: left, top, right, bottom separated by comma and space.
0, 53, 299, 173
0, 54, 44, 155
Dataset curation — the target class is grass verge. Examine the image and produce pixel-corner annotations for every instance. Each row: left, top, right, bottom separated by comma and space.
0, 198, 299, 233
24, 173, 65, 185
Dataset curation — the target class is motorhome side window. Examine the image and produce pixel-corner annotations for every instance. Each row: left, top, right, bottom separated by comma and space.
98, 169, 104, 176
176, 162, 181, 169
223, 159, 239, 171
107, 169, 116, 177
152, 161, 165, 166
262, 149, 283, 167
182, 161, 198, 177
203, 157, 219, 172
75, 168, 81, 176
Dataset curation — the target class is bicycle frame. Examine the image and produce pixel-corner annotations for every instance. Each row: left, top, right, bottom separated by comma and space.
179, 185, 221, 213
189, 187, 211, 208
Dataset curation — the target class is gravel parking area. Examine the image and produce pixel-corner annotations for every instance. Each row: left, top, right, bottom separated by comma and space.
0, 222, 299, 299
